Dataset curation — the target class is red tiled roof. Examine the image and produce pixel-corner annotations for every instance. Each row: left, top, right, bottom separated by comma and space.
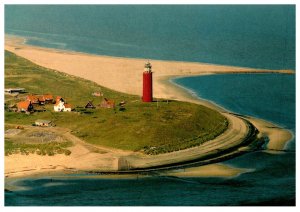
43, 94, 53, 100
56, 96, 65, 103
26, 95, 39, 102
106, 100, 115, 105
64, 104, 72, 108
101, 99, 115, 108
17, 101, 31, 109
37, 95, 45, 102
104, 98, 115, 104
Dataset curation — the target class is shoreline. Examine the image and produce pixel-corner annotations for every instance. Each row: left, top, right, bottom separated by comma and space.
5, 34, 296, 74
5, 163, 253, 193
169, 75, 294, 130
4, 114, 258, 180
4, 35, 294, 180
4, 35, 294, 99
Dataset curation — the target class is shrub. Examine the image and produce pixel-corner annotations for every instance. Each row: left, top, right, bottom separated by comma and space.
47, 151, 54, 156
64, 149, 71, 156
56, 148, 64, 154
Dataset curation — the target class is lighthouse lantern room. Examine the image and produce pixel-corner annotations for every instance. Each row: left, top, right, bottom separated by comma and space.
142, 62, 153, 102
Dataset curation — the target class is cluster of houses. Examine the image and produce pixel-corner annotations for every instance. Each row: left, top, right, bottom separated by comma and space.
32, 98, 117, 128
81, 98, 116, 109
16, 94, 52, 113
13, 95, 117, 113
14, 94, 72, 113
6, 88, 125, 128
6, 87, 119, 114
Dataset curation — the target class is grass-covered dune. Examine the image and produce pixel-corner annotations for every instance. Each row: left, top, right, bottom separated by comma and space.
5, 51, 228, 154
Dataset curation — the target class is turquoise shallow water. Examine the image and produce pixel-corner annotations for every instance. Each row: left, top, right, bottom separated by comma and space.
173, 74, 295, 130
5, 5, 295, 206
173, 73, 295, 151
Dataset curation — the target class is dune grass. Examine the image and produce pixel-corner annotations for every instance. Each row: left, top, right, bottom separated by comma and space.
5, 138, 72, 156
5, 50, 228, 154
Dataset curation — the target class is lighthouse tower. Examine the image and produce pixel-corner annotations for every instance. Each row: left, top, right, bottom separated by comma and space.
142, 62, 153, 102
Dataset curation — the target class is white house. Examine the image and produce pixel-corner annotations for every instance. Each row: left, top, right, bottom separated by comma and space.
35, 119, 52, 127
54, 99, 72, 112
64, 104, 72, 112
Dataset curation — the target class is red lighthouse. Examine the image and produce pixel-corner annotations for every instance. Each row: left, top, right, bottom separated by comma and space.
142, 62, 153, 102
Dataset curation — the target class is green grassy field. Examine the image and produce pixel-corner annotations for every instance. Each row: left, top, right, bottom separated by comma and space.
5, 50, 228, 154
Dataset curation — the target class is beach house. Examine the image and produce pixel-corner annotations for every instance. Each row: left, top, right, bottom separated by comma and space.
85, 101, 96, 109
55, 96, 64, 103
100, 98, 115, 108
17, 101, 34, 112
64, 104, 72, 112
36, 95, 46, 105
43, 94, 54, 103
35, 119, 52, 127
92, 91, 103, 97
54, 98, 72, 112
25, 94, 53, 105
5, 87, 26, 94
26, 95, 40, 104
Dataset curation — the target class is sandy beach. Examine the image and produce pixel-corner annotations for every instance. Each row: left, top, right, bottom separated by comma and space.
5, 35, 293, 102
4, 35, 294, 179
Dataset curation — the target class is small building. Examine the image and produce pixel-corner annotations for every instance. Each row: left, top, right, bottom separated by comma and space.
85, 101, 96, 109
35, 119, 52, 127
43, 94, 54, 103
27, 94, 52, 105
64, 103, 72, 112
55, 96, 65, 104
54, 100, 64, 112
92, 91, 103, 97
119, 101, 126, 107
100, 98, 115, 109
5, 88, 26, 94
37, 95, 46, 105
17, 101, 34, 112
54, 99, 72, 112
26, 95, 40, 104
118, 101, 126, 111
7, 104, 18, 112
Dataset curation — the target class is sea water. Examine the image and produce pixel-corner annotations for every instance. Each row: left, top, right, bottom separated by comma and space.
4, 5, 295, 206
173, 74, 295, 131
5, 5, 295, 70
